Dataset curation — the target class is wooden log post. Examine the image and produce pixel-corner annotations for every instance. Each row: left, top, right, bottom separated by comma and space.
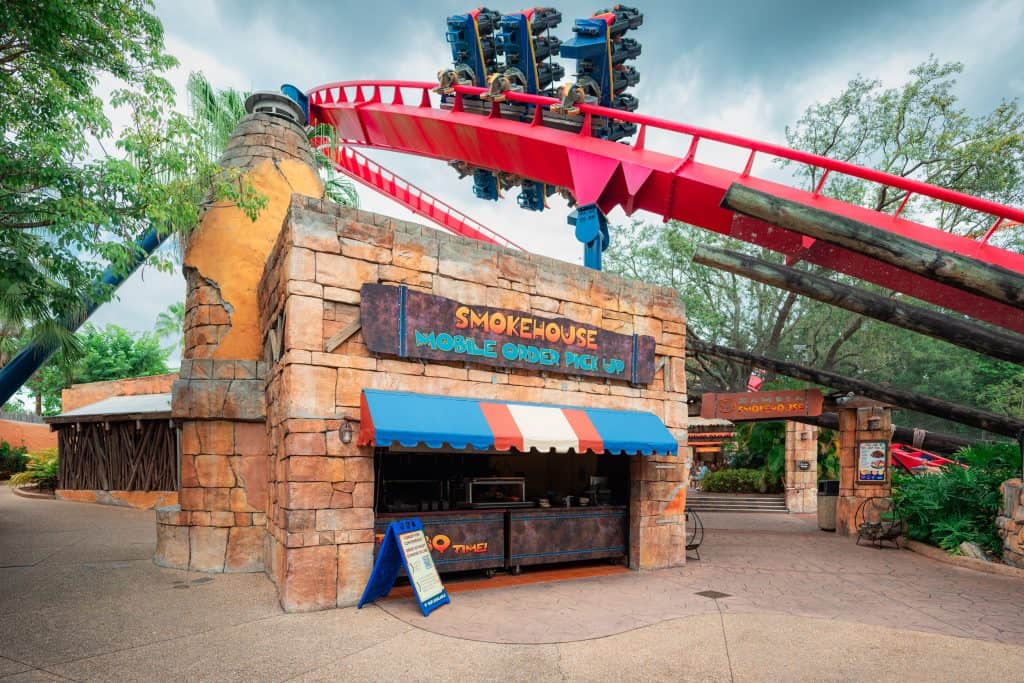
692, 246, 1024, 365
688, 336, 1024, 438
721, 184, 1024, 311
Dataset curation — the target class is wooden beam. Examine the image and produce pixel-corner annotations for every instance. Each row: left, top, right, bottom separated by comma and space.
721, 184, 1024, 311
324, 319, 362, 353
690, 395, 979, 454
688, 336, 1024, 437
791, 413, 979, 455
692, 246, 1024, 365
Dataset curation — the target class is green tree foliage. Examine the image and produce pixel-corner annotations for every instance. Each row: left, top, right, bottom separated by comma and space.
154, 302, 185, 353
893, 443, 1020, 555
722, 421, 839, 487
701, 468, 773, 494
8, 448, 58, 490
0, 441, 29, 478
186, 72, 360, 207
0, 2, 265, 360
784, 58, 1024, 245
605, 59, 1024, 435
32, 324, 170, 415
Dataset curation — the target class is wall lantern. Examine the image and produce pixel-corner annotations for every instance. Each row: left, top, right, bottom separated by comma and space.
340, 419, 354, 445
800, 431, 809, 441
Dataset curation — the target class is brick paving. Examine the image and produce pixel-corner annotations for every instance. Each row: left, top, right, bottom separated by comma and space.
2, 490, 1023, 681
379, 512, 1024, 645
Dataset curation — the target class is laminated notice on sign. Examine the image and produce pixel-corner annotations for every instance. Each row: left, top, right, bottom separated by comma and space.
358, 518, 450, 617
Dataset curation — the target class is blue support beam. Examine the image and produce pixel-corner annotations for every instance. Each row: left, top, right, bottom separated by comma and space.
569, 204, 610, 270
0, 227, 170, 407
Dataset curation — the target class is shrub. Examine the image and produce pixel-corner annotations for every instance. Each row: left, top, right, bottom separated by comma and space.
702, 468, 780, 494
892, 443, 1018, 556
9, 448, 59, 490
0, 441, 29, 478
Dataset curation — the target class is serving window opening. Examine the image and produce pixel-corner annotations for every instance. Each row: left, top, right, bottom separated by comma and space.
373, 447, 630, 576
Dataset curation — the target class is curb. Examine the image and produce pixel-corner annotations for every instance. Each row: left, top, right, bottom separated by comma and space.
10, 485, 56, 500
903, 539, 1024, 579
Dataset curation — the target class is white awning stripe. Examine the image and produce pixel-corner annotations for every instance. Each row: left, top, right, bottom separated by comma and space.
506, 404, 580, 452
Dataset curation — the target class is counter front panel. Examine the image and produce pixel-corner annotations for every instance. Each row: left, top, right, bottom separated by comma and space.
375, 511, 506, 574
509, 506, 627, 567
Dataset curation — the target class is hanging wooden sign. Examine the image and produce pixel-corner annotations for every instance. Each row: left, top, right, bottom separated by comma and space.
701, 389, 824, 421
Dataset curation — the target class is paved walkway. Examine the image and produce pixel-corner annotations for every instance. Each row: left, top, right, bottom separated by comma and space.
1, 487, 1022, 681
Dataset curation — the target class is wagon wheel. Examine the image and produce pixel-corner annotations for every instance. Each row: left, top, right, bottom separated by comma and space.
686, 510, 704, 559
854, 497, 903, 549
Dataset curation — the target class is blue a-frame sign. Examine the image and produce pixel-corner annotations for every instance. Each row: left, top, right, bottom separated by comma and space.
358, 517, 450, 617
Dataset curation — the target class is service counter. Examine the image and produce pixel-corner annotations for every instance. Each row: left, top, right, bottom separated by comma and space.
375, 510, 506, 574
375, 504, 627, 575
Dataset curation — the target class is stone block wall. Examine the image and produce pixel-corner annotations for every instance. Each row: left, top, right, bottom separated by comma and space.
62, 373, 178, 413
183, 267, 232, 359
160, 359, 269, 572
997, 478, 1024, 568
784, 421, 818, 513
257, 195, 689, 612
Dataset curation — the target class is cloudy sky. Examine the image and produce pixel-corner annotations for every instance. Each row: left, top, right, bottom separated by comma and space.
90, 0, 1024, 363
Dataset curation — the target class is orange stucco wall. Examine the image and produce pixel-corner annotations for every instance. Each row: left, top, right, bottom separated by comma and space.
0, 420, 56, 452
185, 158, 323, 360
61, 373, 179, 413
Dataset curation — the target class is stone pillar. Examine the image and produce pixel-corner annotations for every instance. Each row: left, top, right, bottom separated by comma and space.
996, 478, 1024, 568
835, 403, 892, 536
784, 421, 817, 513
156, 105, 324, 573
631, 451, 689, 570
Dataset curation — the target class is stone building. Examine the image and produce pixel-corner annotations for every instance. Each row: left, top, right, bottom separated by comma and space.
155, 103, 690, 612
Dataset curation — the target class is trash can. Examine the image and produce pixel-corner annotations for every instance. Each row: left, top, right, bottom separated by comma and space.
817, 479, 839, 531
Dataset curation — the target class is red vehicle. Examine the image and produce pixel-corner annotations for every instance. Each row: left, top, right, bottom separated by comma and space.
890, 444, 965, 475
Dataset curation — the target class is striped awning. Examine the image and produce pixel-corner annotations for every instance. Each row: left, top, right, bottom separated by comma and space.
358, 390, 677, 456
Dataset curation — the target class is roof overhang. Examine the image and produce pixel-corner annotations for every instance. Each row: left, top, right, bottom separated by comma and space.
358, 390, 678, 456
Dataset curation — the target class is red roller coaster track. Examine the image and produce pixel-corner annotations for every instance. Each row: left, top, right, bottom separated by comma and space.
313, 141, 523, 250
308, 80, 1024, 335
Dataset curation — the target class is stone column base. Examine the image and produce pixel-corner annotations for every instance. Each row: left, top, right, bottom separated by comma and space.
785, 486, 817, 514
154, 504, 265, 573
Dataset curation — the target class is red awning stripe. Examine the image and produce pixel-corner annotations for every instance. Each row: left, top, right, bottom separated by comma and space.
479, 402, 524, 451
562, 409, 604, 453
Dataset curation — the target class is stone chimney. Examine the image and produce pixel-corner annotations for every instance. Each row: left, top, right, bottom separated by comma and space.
156, 94, 324, 574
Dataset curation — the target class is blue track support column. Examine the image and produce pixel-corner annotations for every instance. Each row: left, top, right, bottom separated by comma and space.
0, 227, 169, 407
569, 204, 610, 270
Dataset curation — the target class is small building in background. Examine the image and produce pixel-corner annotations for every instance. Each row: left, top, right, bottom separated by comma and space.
42, 373, 180, 509
687, 417, 735, 467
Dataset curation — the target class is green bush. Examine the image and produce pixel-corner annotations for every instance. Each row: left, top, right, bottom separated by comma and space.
9, 448, 59, 490
0, 441, 29, 478
892, 443, 1019, 556
702, 468, 780, 493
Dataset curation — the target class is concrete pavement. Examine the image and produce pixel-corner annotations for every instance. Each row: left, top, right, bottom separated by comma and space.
1, 487, 1022, 681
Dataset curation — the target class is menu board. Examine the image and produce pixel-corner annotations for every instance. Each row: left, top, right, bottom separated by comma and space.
857, 441, 889, 483
398, 529, 446, 608
358, 517, 450, 617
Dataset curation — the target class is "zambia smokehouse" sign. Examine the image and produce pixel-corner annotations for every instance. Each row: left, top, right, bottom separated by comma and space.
360, 284, 656, 384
